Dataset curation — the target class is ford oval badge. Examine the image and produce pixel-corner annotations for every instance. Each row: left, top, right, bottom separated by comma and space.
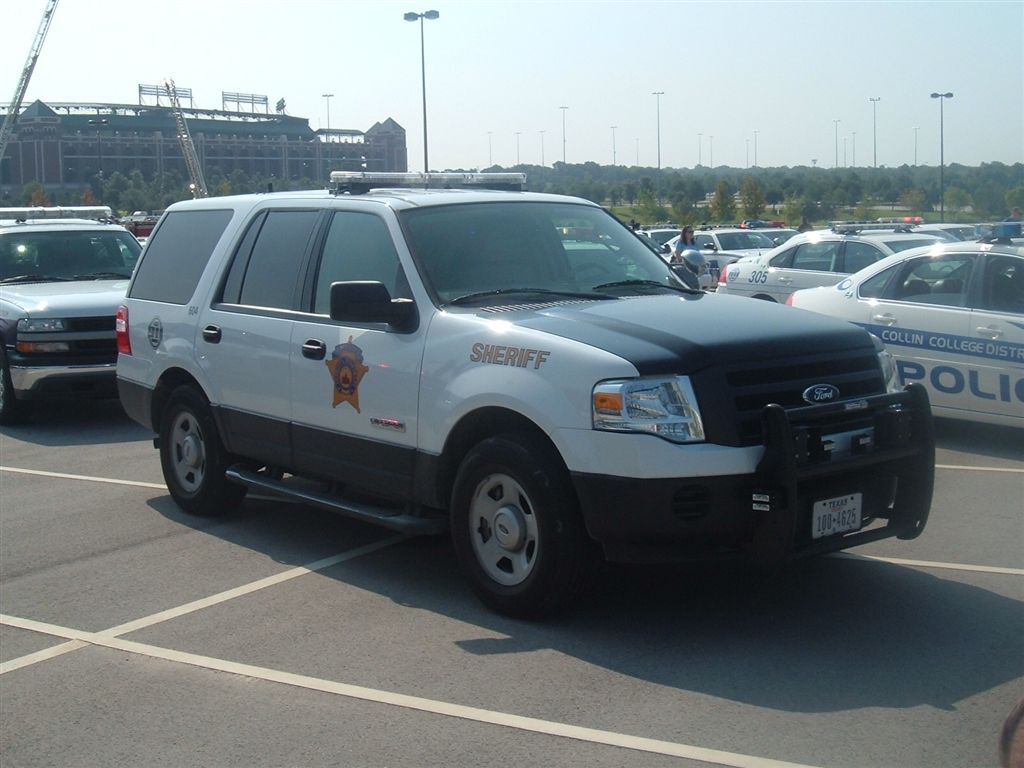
803, 383, 840, 404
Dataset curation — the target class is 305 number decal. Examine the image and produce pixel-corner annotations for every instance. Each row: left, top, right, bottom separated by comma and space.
747, 270, 769, 284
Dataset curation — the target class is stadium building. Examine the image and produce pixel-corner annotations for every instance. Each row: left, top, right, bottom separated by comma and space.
0, 86, 407, 195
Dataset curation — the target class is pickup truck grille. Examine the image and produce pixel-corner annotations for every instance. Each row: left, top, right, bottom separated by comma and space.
695, 350, 886, 447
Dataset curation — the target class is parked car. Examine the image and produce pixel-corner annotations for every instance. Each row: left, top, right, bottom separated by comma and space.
788, 239, 1023, 428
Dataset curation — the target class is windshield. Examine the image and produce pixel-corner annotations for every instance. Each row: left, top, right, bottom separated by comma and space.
0, 229, 142, 281
715, 231, 777, 250
400, 202, 686, 305
882, 237, 941, 253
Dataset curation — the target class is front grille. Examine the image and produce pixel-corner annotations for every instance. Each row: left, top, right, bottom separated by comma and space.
67, 316, 115, 333
695, 351, 886, 446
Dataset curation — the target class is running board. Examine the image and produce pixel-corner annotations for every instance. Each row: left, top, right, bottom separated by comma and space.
225, 466, 446, 535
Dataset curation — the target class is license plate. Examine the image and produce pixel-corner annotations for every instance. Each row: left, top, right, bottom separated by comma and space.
812, 493, 862, 539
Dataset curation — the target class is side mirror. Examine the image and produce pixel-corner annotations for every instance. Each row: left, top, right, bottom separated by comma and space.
329, 281, 417, 332
660, 243, 671, 254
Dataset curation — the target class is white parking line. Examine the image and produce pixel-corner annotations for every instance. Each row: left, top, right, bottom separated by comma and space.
835, 552, 1024, 576
935, 464, 1024, 473
0, 536, 406, 676
0, 465, 165, 489
0, 613, 821, 768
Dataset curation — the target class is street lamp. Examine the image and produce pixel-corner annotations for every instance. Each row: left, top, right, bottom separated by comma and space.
635, 137, 639, 167
931, 91, 953, 222
913, 126, 920, 166
745, 138, 749, 168
753, 129, 759, 167
652, 91, 664, 170
404, 10, 439, 172
514, 131, 521, 166
322, 93, 334, 133
697, 133, 702, 166
611, 125, 617, 165
559, 106, 568, 164
708, 135, 714, 168
869, 97, 880, 167
539, 130, 545, 166
852, 131, 856, 167
832, 119, 840, 168
88, 118, 108, 178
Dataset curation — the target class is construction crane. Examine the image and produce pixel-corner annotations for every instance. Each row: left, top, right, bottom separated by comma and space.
0, 0, 60, 163
163, 78, 208, 198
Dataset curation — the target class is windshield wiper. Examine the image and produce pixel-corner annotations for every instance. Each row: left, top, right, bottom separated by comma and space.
0, 274, 74, 284
446, 287, 615, 306
592, 279, 700, 295
72, 272, 132, 280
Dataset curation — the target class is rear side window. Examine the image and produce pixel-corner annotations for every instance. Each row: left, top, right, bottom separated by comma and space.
237, 210, 319, 309
129, 210, 232, 304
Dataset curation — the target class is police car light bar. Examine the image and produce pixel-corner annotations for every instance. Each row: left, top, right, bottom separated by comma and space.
0, 206, 114, 223
330, 171, 526, 194
974, 221, 1022, 240
829, 220, 913, 234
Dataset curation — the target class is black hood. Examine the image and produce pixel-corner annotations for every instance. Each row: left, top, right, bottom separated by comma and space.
510, 293, 872, 375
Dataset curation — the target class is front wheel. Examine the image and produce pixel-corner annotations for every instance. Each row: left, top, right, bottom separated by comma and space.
450, 433, 601, 619
159, 386, 246, 515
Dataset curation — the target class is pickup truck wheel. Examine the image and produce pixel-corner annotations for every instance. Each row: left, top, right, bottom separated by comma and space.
451, 433, 601, 619
159, 386, 246, 515
0, 350, 25, 425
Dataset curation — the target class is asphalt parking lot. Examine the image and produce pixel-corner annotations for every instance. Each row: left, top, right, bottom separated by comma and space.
1, 400, 1021, 768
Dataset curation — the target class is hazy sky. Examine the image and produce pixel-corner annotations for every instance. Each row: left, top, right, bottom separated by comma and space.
5, 0, 1023, 172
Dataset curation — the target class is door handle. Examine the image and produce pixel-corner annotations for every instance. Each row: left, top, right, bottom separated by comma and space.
202, 325, 222, 343
975, 326, 1003, 339
871, 313, 897, 326
777, 276, 793, 284
301, 339, 327, 360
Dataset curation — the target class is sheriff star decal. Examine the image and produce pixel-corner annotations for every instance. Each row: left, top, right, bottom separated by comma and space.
325, 337, 369, 411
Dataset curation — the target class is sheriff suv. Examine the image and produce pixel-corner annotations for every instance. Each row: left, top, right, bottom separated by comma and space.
116, 173, 935, 618
1, 206, 142, 423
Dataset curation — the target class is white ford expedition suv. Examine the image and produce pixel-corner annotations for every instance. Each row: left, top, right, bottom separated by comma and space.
116, 172, 935, 618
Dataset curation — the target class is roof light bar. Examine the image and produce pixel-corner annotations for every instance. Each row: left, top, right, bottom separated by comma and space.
829, 220, 914, 234
330, 171, 526, 195
0, 206, 114, 223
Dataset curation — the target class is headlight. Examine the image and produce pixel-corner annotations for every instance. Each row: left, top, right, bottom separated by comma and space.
17, 318, 67, 332
871, 334, 900, 393
593, 376, 705, 443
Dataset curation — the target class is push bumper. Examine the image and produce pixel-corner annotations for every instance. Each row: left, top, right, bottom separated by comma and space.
573, 384, 934, 564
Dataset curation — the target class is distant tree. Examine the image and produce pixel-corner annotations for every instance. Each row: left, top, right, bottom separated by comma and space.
709, 180, 735, 222
783, 195, 805, 225
739, 176, 766, 218
944, 185, 972, 214
80, 188, 96, 206
636, 188, 662, 222
622, 181, 637, 206
25, 182, 50, 206
899, 189, 927, 216
1004, 185, 1024, 213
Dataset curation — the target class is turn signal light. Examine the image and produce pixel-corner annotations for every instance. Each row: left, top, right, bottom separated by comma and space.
116, 305, 131, 355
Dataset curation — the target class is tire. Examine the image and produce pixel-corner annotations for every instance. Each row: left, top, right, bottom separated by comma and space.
0, 349, 26, 425
450, 432, 601, 619
158, 386, 246, 515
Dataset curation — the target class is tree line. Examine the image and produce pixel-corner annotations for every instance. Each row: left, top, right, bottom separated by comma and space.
9, 160, 1023, 226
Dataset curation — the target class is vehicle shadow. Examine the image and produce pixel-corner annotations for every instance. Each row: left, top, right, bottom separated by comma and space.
933, 418, 1024, 461
151, 494, 1024, 716
0, 399, 152, 447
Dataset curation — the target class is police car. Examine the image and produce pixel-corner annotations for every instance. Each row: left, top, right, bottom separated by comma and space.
787, 230, 1023, 428
718, 223, 943, 302
0, 206, 142, 423
666, 226, 779, 285
116, 172, 935, 618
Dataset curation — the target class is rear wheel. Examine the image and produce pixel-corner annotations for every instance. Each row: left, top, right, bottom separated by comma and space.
159, 386, 246, 515
451, 432, 601, 619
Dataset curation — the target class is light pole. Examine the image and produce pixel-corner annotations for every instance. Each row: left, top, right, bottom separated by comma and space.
611, 125, 617, 165
514, 131, 521, 166
708, 135, 714, 168
843, 137, 847, 168
322, 93, 334, 133
869, 97, 880, 168
559, 106, 568, 164
652, 91, 664, 170
635, 137, 639, 167
931, 91, 953, 222
746, 138, 749, 168
832, 119, 840, 168
913, 126, 920, 166
404, 10, 439, 172
539, 130, 545, 167
852, 131, 856, 167
753, 129, 759, 167
88, 118, 108, 179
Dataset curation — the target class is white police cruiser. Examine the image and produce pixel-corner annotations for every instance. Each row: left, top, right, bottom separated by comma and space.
0, 206, 142, 423
788, 229, 1023, 428
718, 223, 943, 302
115, 172, 935, 618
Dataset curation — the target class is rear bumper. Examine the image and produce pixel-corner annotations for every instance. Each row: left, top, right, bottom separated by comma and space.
573, 385, 934, 564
